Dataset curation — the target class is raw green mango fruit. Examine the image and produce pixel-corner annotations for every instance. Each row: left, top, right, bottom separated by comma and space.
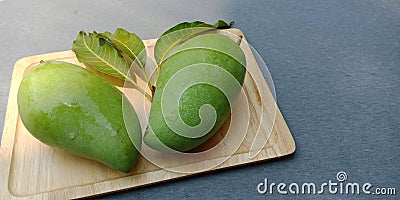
17, 61, 141, 173
144, 34, 246, 152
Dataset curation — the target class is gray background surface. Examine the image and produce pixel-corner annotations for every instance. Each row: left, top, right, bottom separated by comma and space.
0, 0, 399, 199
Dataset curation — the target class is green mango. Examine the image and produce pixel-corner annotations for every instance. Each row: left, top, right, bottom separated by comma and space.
144, 34, 246, 152
17, 61, 141, 173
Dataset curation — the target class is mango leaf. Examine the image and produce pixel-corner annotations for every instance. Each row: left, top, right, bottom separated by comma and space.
154, 20, 233, 65
97, 28, 146, 70
72, 30, 131, 80
213, 20, 234, 28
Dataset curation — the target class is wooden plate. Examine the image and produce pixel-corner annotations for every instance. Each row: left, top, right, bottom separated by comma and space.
0, 29, 295, 199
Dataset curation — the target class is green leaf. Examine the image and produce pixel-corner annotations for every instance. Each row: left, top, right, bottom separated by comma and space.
213, 20, 234, 28
154, 20, 233, 65
97, 28, 146, 70
72, 30, 131, 80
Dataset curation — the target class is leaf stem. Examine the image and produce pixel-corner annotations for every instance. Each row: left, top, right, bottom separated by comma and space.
126, 76, 153, 101
140, 68, 154, 93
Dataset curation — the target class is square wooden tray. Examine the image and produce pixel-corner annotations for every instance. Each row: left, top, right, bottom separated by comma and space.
0, 29, 295, 199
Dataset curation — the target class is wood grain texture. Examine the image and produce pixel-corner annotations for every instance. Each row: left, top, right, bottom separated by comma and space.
0, 29, 295, 199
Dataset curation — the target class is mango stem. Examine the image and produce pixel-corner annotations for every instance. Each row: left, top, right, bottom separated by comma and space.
236, 35, 243, 46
